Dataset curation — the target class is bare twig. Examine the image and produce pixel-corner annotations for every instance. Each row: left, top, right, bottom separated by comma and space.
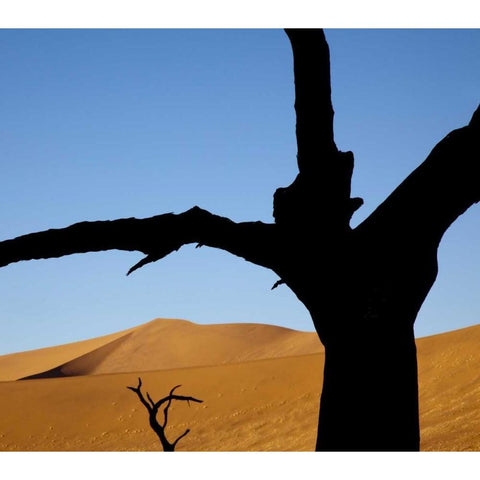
127, 378, 203, 451
271, 279, 285, 290
126, 377, 152, 413
146, 391, 156, 410
172, 429, 191, 448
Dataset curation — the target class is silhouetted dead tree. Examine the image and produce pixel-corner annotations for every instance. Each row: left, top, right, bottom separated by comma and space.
1, 30, 479, 451
127, 378, 203, 451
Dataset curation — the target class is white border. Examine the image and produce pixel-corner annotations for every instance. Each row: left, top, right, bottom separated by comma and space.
0, 0, 479, 28
2, 452, 480, 480
1, 6, 479, 479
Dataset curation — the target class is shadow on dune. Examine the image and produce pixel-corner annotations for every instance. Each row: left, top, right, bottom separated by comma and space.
20, 333, 133, 380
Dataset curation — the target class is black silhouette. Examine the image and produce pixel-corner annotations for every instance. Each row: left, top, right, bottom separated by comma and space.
0, 29, 479, 451
127, 378, 203, 451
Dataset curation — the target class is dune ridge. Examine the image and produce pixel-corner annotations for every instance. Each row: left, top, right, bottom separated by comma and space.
0, 318, 322, 381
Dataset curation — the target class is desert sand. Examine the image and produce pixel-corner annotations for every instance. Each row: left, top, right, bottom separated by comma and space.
0, 318, 479, 451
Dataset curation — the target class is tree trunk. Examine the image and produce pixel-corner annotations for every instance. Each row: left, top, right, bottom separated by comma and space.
279, 223, 439, 450
285, 271, 427, 452
148, 415, 169, 450
317, 322, 419, 451
305, 267, 425, 452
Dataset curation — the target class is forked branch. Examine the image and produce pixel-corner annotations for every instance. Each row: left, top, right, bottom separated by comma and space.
126, 377, 153, 413
127, 378, 203, 451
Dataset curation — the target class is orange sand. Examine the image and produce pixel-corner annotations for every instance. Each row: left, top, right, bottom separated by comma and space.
0, 318, 478, 451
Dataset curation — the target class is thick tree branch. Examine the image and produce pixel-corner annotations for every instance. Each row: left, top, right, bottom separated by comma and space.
356, 105, 480, 247
285, 28, 337, 169
0, 207, 276, 274
274, 30, 363, 228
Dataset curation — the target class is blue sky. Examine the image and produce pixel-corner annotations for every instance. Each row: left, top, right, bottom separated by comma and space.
0, 29, 479, 354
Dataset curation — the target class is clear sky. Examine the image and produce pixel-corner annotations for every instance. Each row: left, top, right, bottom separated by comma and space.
0, 29, 479, 354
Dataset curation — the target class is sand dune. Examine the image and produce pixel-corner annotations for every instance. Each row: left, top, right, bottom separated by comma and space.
0, 319, 480, 450
0, 318, 322, 381
0, 324, 137, 381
